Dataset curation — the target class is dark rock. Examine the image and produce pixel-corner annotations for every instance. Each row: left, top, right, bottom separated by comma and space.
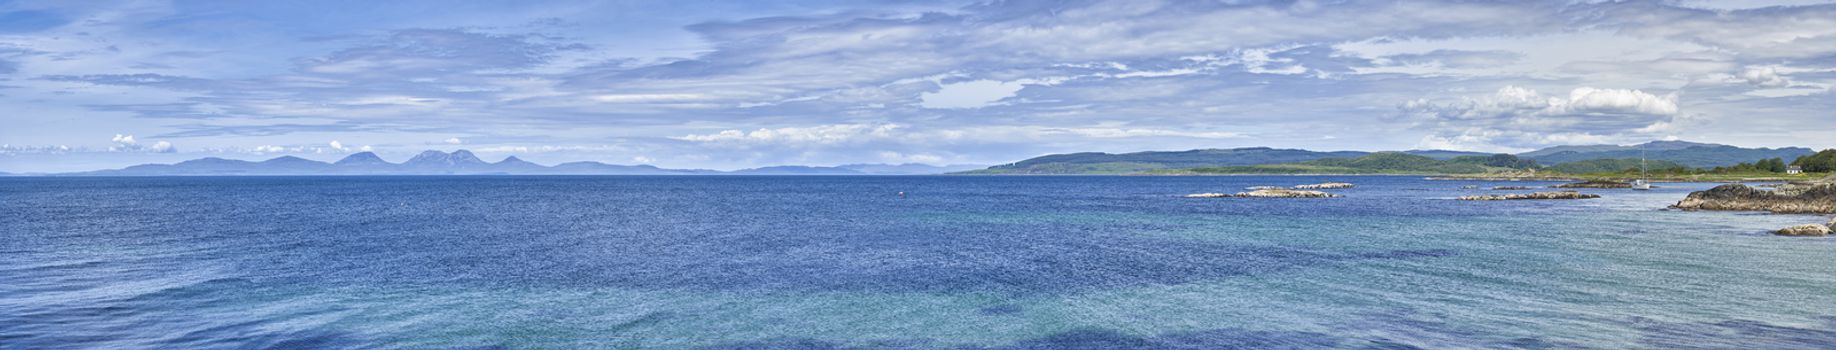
1672, 184, 1836, 214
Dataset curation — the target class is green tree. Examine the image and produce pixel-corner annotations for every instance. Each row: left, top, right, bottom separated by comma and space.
1758, 158, 1788, 173
1794, 149, 1836, 173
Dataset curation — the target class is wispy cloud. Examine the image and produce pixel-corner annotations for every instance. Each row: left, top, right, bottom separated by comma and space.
3, 1, 1836, 172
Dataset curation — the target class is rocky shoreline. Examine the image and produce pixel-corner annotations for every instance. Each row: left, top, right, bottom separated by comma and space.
1671, 183, 1836, 214
1458, 191, 1600, 201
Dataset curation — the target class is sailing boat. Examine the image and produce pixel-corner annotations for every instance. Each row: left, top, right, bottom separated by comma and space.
1632, 148, 1653, 190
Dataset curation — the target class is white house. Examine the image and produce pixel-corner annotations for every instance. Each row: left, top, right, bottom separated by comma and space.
1787, 166, 1803, 175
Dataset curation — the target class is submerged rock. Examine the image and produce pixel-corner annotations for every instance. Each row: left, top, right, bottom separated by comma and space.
1460, 185, 1480, 189
1184, 193, 1231, 198
1293, 182, 1355, 190
1553, 180, 1632, 189
1671, 184, 1836, 214
1458, 191, 1600, 201
1238, 189, 1342, 198
1775, 224, 1832, 236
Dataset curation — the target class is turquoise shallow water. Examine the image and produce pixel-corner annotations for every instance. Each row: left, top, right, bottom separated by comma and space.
2, 176, 1834, 349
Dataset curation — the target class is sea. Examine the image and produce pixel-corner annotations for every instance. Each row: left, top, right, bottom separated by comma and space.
3, 176, 1834, 349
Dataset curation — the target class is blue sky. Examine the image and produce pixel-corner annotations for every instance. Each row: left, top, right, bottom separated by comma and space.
3, 0, 1836, 172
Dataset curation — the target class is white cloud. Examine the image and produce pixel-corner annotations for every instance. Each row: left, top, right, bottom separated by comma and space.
1562, 87, 1680, 116
920, 80, 1029, 109
1405, 85, 1678, 120
675, 124, 904, 144
105, 134, 175, 153
445, 137, 464, 145
1404, 86, 1685, 150
1736, 66, 1792, 87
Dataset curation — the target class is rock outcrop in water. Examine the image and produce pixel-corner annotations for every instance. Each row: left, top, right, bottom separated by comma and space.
1671, 183, 1836, 214
1293, 182, 1354, 190
1239, 189, 1341, 198
1492, 186, 1538, 190
1186, 189, 1342, 198
1553, 180, 1633, 189
1244, 186, 1285, 191
1458, 191, 1600, 201
1775, 224, 1833, 236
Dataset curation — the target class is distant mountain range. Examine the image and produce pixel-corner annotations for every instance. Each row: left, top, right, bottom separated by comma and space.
963, 141, 1817, 175
21, 141, 1822, 177
963, 147, 1506, 175
1514, 141, 1811, 168
1156, 152, 1535, 175
64, 150, 984, 176
960, 147, 1374, 175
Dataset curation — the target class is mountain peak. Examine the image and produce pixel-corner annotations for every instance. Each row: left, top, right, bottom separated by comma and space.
1635, 140, 1722, 150
402, 150, 488, 169
448, 150, 483, 164
335, 152, 388, 165
262, 156, 315, 164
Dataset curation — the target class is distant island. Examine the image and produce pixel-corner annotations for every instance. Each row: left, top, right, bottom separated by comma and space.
58, 150, 985, 176
27, 140, 1832, 179
962, 141, 1820, 178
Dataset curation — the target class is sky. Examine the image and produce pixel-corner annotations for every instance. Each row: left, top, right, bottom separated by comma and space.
3, 0, 1836, 172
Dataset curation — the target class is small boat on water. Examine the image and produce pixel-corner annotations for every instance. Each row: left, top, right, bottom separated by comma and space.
1632, 179, 1652, 190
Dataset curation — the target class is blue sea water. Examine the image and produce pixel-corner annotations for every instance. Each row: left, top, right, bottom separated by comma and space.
3, 176, 1835, 349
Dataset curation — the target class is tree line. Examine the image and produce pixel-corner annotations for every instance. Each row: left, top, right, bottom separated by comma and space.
1703, 149, 1836, 174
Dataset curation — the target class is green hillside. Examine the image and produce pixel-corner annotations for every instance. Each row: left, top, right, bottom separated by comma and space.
1159, 152, 1527, 175
1544, 159, 1687, 174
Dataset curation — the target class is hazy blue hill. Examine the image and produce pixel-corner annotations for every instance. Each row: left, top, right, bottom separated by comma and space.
837, 163, 988, 175
547, 162, 704, 175
729, 166, 864, 175
86, 157, 258, 175
62, 150, 981, 176
1545, 159, 1689, 174
333, 152, 391, 166
400, 150, 492, 174
257, 156, 333, 173
1164, 152, 1512, 175
1518, 140, 1717, 157
489, 156, 549, 174
1517, 141, 1809, 168
964, 147, 1371, 174
329, 152, 397, 173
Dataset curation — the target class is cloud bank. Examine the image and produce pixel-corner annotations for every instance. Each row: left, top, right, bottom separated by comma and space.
1, 1, 1834, 171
